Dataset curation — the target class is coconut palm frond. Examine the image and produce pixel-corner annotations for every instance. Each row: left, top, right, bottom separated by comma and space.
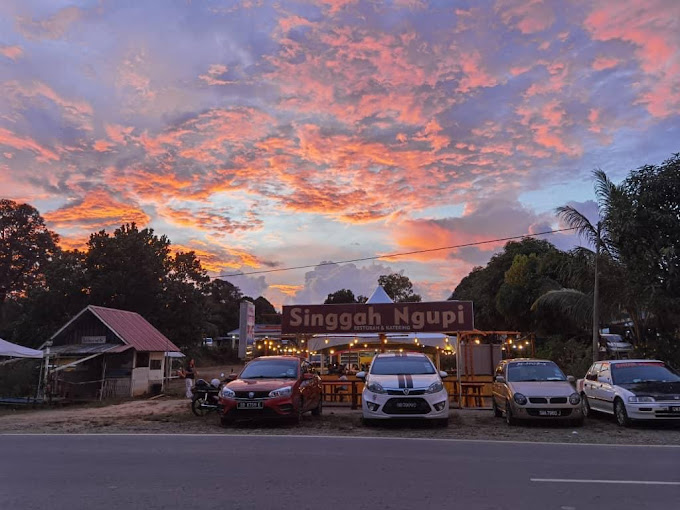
531, 288, 593, 327
592, 168, 616, 217
556, 205, 599, 247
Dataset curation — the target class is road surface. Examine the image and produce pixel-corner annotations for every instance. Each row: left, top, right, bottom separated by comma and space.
1, 434, 678, 509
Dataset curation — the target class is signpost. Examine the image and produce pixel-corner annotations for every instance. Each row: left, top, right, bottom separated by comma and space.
238, 301, 256, 359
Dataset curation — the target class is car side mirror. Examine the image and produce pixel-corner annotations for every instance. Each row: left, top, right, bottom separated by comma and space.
355, 371, 366, 380
567, 375, 575, 383
439, 370, 449, 379
302, 373, 315, 380
227, 373, 238, 381
495, 376, 506, 383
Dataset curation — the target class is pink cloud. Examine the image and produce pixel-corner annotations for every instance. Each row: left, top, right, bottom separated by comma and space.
496, 0, 555, 34
592, 56, 619, 71
199, 64, 235, 86
584, 0, 680, 117
0, 127, 59, 162
0, 45, 23, 60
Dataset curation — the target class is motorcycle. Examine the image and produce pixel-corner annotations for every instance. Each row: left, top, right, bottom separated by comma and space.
191, 373, 226, 417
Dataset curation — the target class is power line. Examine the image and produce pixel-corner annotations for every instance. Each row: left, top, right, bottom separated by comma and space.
214, 227, 576, 279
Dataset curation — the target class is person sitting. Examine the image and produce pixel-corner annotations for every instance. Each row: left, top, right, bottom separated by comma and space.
335, 370, 349, 402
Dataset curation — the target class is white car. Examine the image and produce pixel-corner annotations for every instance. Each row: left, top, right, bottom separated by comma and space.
356, 353, 449, 426
578, 359, 680, 427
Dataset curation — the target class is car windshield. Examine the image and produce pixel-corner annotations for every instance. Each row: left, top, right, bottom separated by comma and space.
239, 360, 299, 379
611, 363, 680, 385
507, 362, 566, 382
370, 357, 436, 375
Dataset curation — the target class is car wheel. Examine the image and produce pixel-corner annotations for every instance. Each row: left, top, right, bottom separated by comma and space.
220, 415, 235, 427
505, 403, 517, 426
191, 397, 208, 417
492, 399, 502, 418
311, 396, 323, 416
436, 418, 449, 427
614, 398, 631, 427
362, 417, 376, 427
581, 394, 591, 418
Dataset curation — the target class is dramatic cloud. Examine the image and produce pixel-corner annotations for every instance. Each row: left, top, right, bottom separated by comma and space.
1, 0, 677, 300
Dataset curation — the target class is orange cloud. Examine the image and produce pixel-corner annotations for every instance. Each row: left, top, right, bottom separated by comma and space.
269, 284, 304, 297
44, 190, 150, 230
199, 64, 235, 86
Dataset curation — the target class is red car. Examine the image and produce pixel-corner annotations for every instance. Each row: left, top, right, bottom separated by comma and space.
218, 356, 323, 425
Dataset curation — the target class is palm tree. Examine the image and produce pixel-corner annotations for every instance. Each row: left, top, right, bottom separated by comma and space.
533, 170, 623, 362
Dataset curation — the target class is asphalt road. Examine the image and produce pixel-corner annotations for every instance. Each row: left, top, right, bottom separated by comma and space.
1, 434, 678, 510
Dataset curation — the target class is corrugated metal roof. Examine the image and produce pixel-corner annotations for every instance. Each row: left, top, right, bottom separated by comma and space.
88, 306, 180, 353
49, 343, 120, 355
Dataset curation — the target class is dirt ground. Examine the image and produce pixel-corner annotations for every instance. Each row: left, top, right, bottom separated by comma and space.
1, 396, 679, 445
2, 364, 678, 444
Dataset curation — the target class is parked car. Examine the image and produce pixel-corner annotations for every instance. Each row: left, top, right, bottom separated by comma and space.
578, 359, 680, 427
492, 358, 583, 426
356, 352, 449, 426
218, 356, 322, 425
599, 334, 633, 359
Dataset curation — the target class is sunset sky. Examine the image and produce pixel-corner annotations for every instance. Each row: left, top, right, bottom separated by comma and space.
1, 0, 678, 308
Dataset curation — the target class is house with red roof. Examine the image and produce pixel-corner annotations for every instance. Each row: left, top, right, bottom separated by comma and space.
42, 305, 182, 399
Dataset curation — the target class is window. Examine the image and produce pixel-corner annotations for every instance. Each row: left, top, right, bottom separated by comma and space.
136, 352, 150, 368
599, 364, 612, 383
370, 356, 436, 375
150, 359, 162, 370
586, 363, 601, 381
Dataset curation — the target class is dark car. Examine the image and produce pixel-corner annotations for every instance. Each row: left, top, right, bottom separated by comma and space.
218, 356, 323, 425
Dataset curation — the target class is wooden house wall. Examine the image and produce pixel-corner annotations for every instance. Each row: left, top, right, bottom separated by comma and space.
52, 312, 122, 347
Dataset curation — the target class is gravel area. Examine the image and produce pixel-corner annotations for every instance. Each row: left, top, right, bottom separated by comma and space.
1, 397, 679, 445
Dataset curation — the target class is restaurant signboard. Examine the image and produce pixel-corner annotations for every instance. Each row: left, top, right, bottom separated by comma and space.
281, 301, 473, 334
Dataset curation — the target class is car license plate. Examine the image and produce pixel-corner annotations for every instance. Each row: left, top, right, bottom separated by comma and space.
538, 410, 560, 416
396, 402, 417, 408
669, 406, 680, 413
237, 401, 263, 410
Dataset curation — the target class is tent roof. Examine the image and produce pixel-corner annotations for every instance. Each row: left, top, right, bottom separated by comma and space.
366, 286, 393, 304
0, 338, 43, 359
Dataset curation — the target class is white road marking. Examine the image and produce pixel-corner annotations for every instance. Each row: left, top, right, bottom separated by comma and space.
531, 478, 680, 486
0, 433, 679, 448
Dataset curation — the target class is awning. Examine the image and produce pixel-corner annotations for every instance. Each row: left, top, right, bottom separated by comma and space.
307, 332, 456, 352
0, 338, 44, 359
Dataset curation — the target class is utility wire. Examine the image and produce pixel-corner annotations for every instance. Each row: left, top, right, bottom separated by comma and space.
214, 227, 576, 279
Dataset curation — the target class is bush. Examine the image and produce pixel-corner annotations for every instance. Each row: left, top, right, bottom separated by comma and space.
535, 335, 593, 378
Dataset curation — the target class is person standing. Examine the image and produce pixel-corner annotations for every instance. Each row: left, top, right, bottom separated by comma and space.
180, 359, 197, 399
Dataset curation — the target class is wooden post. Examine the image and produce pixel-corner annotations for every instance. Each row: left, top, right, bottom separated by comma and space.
99, 357, 107, 401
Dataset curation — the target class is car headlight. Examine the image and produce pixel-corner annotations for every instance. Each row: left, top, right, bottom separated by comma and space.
628, 395, 655, 403
569, 392, 581, 405
513, 393, 527, 405
426, 380, 444, 394
269, 386, 292, 398
366, 381, 385, 394
221, 387, 235, 398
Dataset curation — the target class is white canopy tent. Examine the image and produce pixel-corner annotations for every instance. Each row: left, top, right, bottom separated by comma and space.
0, 338, 44, 359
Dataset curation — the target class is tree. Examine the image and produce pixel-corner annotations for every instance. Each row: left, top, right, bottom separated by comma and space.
324, 289, 358, 304
450, 238, 560, 329
253, 296, 280, 324
85, 223, 170, 320
378, 273, 421, 302
205, 279, 243, 335
0, 200, 58, 320
6, 249, 88, 347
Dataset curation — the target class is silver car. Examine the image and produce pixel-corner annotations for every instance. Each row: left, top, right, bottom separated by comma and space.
492, 358, 584, 426
578, 359, 680, 426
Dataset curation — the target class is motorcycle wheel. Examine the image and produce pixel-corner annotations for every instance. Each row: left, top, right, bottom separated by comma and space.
191, 395, 209, 417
